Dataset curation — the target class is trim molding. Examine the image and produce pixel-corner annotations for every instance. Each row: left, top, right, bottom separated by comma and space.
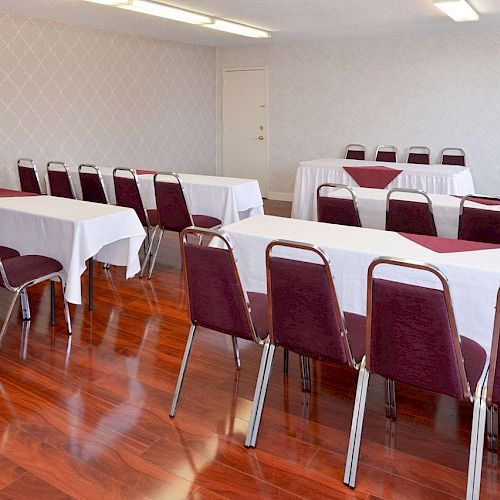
267, 191, 293, 202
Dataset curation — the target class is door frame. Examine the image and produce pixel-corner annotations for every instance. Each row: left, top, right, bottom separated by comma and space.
221, 66, 269, 198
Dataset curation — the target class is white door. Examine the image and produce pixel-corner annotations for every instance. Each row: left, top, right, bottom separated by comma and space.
222, 68, 267, 196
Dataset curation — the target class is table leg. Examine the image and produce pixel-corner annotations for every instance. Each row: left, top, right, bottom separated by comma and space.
50, 281, 55, 325
89, 257, 94, 311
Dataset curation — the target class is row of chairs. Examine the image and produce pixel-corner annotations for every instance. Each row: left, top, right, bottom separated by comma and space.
317, 183, 500, 243
170, 226, 498, 499
17, 159, 221, 278
345, 144, 467, 166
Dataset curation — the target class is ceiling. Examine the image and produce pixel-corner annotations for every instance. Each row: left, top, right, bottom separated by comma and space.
1, 0, 500, 46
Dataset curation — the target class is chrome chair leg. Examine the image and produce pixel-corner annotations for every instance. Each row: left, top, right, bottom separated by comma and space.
50, 281, 55, 325
0, 291, 20, 342
283, 349, 289, 374
169, 323, 196, 418
20, 289, 31, 321
140, 226, 158, 278
300, 355, 311, 392
245, 342, 276, 448
58, 276, 72, 335
232, 337, 241, 369
344, 357, 370, 488
148, 229, 164, 279
487, 403, 498, 451
385, 378, 396, 420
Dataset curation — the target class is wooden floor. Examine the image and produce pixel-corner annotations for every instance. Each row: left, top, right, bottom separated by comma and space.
0, 199, 497, 499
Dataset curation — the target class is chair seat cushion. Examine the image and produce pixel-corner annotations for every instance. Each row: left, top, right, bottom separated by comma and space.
192, 214, 222, 228
345, 312, 367, 363
0, 246, 20, 260
147, 209, 159, 227
461, 336, 487, 392
1, 255, 63, 288
248, 291, 268, 340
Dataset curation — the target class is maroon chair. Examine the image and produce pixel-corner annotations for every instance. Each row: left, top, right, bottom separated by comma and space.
344, 257, 488, 497
0, 247, 20, 260
17, 158, 42, 194
78, 164, 108, 204
245, 240, 366, 448
406, 146, 430, 165
386, 188, 437, 236
141, 172, 221, 279
441, 148, 466, 166
47, 161, 77, 199
375, 145, 397, 163
169, 227, 268, 420
0, 254, 72, 341
317, 184, 362, 227
345, 144, 366, 160
458, 195, 500, 244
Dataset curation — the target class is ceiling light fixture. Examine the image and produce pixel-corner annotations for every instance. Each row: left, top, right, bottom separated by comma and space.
433, 0, 479, 22
84, 0, 271, 37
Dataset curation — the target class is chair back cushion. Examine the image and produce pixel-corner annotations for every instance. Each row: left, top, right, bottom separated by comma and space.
155, 180, 192, 232
79, 172, 107, 204
376, 151, 397, 162
408, 153, 430, 165
184, 244, 255, 341
317, 196, 361, 227
346, 150, 365, 160
268, 256, 349, 364
47, 170, 74, 199
386, 199, 437, 236
459, 207, 500, 244
18, 166, 41, 194
369, 278, 465, 399
442, 154, 465, 166
114, 176, 147, 226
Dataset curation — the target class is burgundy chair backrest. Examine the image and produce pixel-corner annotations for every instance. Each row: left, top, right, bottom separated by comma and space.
79, 167, 108, 204
459, 206, 500, 244
368, 262, 468, 400
487, 290, 500, 406
47, 169, 75, 199
154, 174, 192, 233
267, 243, 353, 366
407, 152, 430, 165
318, 197, 361, 227
442, 154, 465, 166
113, 172, 147, 226
182, 235, 257, 342
386, 199, 437, 236
18, 163, 42, 194
376, 151, 397, 163
346, 150, 365, 160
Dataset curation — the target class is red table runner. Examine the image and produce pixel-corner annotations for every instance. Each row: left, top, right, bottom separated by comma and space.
0, 188, 39, 197
452, 195, 500, 206
343, 166, 402, 189
400, 233, 500, 253
136, 169, 156, 175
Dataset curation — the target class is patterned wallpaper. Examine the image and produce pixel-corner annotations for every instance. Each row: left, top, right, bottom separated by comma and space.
217, 31, 500, 196
0, 11, 216, 189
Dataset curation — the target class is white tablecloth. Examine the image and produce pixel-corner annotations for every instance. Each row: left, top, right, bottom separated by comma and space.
222, 215, 500, 349
0, 196, 145, 304
51, 168, 264, 226
297, 187, 500, 239
292, 158, 476, 220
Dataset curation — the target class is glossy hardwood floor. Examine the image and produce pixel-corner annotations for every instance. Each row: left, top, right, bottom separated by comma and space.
0, 199, 497, 499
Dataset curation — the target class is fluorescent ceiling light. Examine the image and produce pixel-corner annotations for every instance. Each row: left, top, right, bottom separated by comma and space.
433, 0, 479, 22
84, 0, 271, 38
203, 19, 271, 39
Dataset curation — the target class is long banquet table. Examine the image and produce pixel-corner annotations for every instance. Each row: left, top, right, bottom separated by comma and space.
52, 168, 264, 225
0, 195, 145, 304
293, 158, 475, 220
293, 186, 499, 239
222, 215, 500, 349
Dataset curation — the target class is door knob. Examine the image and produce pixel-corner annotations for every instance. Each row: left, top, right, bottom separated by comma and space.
258, 135, 264, 141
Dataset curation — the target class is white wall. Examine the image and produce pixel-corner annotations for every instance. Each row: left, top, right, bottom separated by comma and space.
217, 31, 500, 197
0, 12, 216, 188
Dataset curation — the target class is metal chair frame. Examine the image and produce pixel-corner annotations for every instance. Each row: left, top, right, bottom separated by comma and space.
441, 148, 466, 167
345, 144, 366, 160
47, 161, 77, 199
316, 183, 361, 225
78, 164, 109, 204
385, 188, 437, 235
375, 145, 398, 162
344, 257, 488, 500
17, 158, 43, 194
169, 227, 267, 420
245, 240, 360, 449
406, 146, 430, 164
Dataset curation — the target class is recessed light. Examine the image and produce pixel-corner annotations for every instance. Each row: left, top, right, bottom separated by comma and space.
433, 0, 479, 22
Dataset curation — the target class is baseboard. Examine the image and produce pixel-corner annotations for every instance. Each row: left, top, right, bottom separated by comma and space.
267, 191, 293, 202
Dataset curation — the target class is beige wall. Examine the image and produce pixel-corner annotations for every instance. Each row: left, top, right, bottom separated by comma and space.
217, 31, 500, 198
0, 11, 216, 189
